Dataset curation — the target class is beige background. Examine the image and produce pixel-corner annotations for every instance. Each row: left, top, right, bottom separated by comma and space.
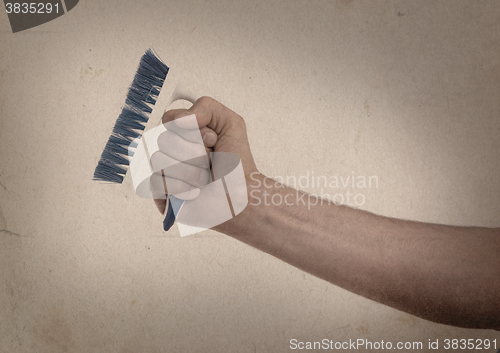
1, 0, 499, 352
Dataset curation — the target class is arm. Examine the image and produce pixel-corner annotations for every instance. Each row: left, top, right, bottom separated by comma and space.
215, 173, 500, 330
158, 97, 500, 330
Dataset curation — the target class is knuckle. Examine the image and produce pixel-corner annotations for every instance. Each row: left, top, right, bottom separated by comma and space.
197, 96, 215, 107
162, 109, 186, 124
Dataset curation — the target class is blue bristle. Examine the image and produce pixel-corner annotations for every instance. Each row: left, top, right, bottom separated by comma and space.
130, 80, 161, 98
101, 150, 129, 166
93, 160, 127, 183
125, 90, 153, 113
112, 124, 141, 139
104, 139, 129, 156
109, 135, 132, 147
93, 49, 169, 183
115, 115, 146, 131
121, 107, 149, 123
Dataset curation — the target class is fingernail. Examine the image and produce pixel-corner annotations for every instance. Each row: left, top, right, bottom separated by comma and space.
203, 132, 215, 145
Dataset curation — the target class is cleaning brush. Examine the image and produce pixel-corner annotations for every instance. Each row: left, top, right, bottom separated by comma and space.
93, 49, 169, 183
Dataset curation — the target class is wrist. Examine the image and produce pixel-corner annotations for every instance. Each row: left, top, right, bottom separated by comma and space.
213, 172, 270, 237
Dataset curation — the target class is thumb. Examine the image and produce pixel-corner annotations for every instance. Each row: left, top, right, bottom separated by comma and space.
182, 96, 240, 135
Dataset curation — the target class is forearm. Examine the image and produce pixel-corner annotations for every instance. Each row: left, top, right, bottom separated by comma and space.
215, 173, 500, 329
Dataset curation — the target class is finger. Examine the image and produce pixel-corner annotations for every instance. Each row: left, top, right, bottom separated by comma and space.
182, 96, 240, 134
161, 175, 201, 200
150, 151, 210, 188
150, 172, 201, 200
161, 109, 187, 124
200, 127, 218, 147
150, 172, 168, 199
167, 125, 203, 144
162, 114, 218, 151
173, 188, 201, 200
163, 109, 218, 147
173, 113, 201, 129
157, 130, 209, 168
165, 117, 217, 151
150, 150, 179, 172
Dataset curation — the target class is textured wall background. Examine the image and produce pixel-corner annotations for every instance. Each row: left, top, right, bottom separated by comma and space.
0, 0, 499, 352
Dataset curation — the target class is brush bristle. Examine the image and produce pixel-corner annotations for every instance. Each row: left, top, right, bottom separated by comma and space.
93, 49, 169, 183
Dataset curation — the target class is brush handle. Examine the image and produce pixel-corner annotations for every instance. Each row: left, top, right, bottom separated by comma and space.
162, 85, 200, 232
163, 200, 176, 231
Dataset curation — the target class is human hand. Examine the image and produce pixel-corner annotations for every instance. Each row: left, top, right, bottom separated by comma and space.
151, 97, 259, 216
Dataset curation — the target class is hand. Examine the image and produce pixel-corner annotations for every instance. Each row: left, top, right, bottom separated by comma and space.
152, 97, 259, 215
